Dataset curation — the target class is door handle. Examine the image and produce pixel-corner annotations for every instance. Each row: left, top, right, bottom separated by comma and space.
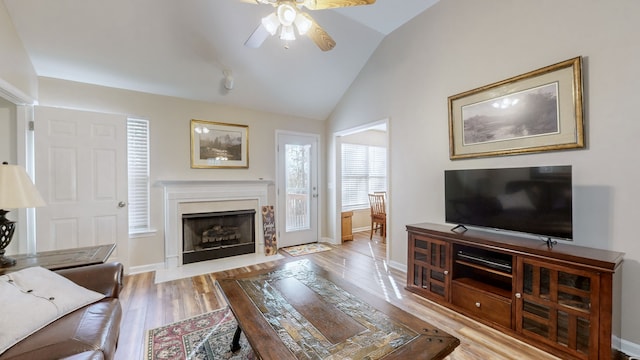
118, 201, 127, 208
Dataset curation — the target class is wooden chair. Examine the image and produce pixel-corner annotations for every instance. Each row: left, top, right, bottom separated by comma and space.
368, 193, 386, 243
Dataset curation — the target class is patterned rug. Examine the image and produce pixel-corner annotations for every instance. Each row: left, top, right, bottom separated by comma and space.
281, 243, 332, 256
144, 307, 256, 360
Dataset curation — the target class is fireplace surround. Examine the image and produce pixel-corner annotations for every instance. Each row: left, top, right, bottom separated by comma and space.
161, 180, 271, 270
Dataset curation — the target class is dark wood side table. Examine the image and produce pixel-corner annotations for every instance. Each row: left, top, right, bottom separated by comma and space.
0, 244, 115, 275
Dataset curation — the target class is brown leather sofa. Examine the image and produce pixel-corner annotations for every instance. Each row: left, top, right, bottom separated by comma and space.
0, 262, 123, 360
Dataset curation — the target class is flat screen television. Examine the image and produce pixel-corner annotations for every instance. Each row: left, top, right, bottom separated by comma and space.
445, 166, 572, 240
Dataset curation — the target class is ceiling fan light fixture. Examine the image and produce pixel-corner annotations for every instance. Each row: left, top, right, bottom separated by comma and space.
247, 0, 375, 51
261, 12, 280, 35
277, 3, 297, 26
280, 25, 296, 41
294, 13, 312, 35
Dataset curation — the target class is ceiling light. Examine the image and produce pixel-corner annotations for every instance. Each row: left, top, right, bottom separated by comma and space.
258, 3, 314, 46
280, 25, 296, 41
245, 0, 374, 51
261, 12, 280, 35
294, 13, 312, 35
277, 4, 297, 26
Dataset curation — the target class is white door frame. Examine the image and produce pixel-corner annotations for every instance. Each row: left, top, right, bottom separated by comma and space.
275, 130, 321, 247
333, 118, 390, 255
0, 79, 37, 254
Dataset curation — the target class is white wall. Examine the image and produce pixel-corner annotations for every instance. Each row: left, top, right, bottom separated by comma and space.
37, 77, 326, 269
0, 97, 16, 163
327, 0, 640, 351
0, 97, 19, 255
0, 1, 37, 100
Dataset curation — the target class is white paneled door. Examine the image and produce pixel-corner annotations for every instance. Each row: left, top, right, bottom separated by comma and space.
34, 106, 128, 269
276, 132, 319, 248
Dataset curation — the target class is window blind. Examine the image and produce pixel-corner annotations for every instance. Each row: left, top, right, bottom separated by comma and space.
127, 118, 150, 234
341, 143, 386, 210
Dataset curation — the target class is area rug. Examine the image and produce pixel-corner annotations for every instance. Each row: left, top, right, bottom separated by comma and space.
144, 307, 256, 360
281, 243, 332, 256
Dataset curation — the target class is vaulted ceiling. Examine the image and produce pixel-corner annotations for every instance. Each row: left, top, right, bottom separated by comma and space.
4, 0, 438, 120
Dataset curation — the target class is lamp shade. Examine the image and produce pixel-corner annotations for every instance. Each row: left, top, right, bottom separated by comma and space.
0, 163, 46, 209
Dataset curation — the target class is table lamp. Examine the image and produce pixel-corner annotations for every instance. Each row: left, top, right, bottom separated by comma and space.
0, 162, 46, 267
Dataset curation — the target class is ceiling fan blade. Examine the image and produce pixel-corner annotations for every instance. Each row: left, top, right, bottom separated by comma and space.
303, 0, 375, 10
244, 24, 270, 48
302, 13, 336, 51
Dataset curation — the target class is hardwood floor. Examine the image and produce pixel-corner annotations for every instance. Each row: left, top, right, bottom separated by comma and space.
115, 231, 562, 360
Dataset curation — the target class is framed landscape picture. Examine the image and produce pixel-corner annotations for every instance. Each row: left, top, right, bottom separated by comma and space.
448, 57, 584, 160
190, 119, 249, 168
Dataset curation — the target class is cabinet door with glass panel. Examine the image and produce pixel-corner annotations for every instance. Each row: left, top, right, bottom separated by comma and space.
515, 257, 599, 360
407, 234, 450, 302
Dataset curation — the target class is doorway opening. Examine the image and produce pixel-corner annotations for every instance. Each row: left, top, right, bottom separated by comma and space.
335, 120, 389, 255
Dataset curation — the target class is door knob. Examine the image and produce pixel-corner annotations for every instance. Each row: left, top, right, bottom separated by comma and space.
118, 201, 126, 208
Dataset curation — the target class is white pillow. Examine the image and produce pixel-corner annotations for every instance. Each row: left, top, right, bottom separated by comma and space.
0, 266, 105, 355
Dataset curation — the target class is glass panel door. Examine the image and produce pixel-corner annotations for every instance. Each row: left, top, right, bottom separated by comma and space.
517, 258, 596, 359
409, 235, 449, 301
285, 143, 311, 232
277, 132, 319, 247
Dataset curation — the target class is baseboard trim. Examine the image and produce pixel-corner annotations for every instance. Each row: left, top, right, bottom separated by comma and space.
321, 236, 339, 245
128, 262, 163, 275
616, 336, 640, 358
388, 259, 407, 273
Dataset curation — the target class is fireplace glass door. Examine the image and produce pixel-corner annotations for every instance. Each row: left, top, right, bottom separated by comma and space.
182, 209, 255, 264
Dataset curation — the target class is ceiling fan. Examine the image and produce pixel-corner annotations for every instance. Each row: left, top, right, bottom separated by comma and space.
244, 0, 376, 51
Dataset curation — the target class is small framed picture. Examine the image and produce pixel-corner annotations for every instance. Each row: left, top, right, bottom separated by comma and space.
448, 57, 584, 159
190, 119, 249, 168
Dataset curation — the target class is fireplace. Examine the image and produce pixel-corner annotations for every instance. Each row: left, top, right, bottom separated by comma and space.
161, 180, 270, 270
182, 209, 256, 264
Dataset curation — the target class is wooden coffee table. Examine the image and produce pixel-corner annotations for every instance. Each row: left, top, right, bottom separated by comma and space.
217, 260, 459, 359
0, 244, 115, 275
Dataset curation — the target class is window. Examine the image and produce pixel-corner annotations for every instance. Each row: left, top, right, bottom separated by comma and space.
341, 143, 386, 210
127, 118, 151, 234
285, 143, 311, 232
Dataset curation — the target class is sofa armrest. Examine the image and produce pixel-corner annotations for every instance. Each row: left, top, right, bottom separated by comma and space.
55, 262, 123, 298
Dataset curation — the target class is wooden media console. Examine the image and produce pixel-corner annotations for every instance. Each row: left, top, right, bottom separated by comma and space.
406, 222, 624, 360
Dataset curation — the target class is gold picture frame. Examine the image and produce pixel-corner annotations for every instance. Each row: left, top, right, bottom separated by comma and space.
448, 57, 584, 160
190, 119, 249, 168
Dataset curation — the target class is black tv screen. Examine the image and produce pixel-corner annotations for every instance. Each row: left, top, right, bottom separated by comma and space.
445, 166, 572, 240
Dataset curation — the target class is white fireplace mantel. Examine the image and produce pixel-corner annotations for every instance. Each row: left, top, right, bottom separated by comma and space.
160, 179, 272, 269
